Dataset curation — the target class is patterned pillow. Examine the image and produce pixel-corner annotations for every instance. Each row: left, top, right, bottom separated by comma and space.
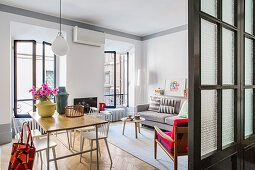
158, 105, 175, 114
160, 98, 178, 107
148, 96, 160, 112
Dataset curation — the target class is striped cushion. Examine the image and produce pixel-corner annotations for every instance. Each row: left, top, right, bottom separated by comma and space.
160, 98, 178, 107
148, 96, 160, 112
158, 105, 175, 114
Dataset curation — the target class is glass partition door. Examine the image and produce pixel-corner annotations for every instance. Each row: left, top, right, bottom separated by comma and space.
189, 0, 255, 169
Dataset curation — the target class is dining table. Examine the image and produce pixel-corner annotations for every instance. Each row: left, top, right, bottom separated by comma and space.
29, 112, 107, 170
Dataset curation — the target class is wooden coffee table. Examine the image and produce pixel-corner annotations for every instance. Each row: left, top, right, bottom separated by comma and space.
121, 117, 145, 139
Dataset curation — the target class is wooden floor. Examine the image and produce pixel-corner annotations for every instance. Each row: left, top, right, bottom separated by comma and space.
0, 132, 158, 170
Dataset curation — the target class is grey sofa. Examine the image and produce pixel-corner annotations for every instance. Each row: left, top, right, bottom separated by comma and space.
137, 97, 187, 131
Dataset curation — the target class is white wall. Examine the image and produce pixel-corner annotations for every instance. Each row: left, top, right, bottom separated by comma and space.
66, 41, 104, 105
0, 13, 11, 126
143, 29, 188, 102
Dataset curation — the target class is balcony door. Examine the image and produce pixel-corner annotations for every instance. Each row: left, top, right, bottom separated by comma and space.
104, 51, 129, 108
14, 40, 56, 118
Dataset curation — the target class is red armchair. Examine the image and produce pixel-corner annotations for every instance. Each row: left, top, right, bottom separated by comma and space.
154, 119, 188, 170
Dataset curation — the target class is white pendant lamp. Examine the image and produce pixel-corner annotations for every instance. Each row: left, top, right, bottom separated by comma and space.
52, 0, 69, 56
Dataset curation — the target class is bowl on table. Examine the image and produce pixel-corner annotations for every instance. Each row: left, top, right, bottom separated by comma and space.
134, 115, 140, 120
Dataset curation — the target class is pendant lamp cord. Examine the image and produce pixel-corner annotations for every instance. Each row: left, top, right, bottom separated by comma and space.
60, 0, 62, 34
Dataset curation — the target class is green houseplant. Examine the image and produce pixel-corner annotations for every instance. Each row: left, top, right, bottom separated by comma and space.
29, 84, 59, 117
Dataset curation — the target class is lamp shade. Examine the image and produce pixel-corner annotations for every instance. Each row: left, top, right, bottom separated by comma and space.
52, 34, 69, 56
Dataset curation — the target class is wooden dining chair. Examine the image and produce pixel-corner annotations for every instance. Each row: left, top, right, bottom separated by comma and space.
80, 122, 112, 169
22, 121, 58, 170
154, 119, 188, 170
72, 107, 98, 148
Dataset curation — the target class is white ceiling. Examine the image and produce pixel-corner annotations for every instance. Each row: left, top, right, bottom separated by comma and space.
0, 0, 188, 36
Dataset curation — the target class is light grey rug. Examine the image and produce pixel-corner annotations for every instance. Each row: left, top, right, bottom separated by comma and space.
107, 122, 188, 170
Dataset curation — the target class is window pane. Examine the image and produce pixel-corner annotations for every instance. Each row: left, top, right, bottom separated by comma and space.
222, 28, 235, 85
245, 38, 253, 85
201, 90, 217, 156
245, 0, 253, 34
104, 53, 115, 106
201, 19, 218, 85
44, 44, 55, 89
36, 43, 43, 87
222, 90, 235, 147
17, 42, 33, 55
116, 54, 128, 106
222, 0, 235, 25
245, 89, 253, 137
17, 42, 33, 100
201, 0, 217, 18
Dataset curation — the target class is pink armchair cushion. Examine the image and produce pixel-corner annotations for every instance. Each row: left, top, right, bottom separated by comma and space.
157, 119, 188, 154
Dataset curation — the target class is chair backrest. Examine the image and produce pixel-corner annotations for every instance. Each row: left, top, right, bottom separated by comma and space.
171, 119, 188, 155
18, 119, 29, 141
174, 126, 188, 154
98, 122, 110, 138
89, 107, 98, 115
12, 115, 20, 139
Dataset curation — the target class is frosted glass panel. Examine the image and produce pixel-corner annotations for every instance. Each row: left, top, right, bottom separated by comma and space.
201, 19, 218, 85
201, 0, 217, 17
201, 90, 217, 156
245, 0, 253, 34
245, 89, 253, 137
222, 28, 235, 85
222, 0, 235, 25
222, 90, 235, 147
245, 38, 253, 85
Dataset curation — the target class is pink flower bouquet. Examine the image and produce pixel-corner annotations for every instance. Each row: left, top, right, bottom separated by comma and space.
29, 84, 59, 101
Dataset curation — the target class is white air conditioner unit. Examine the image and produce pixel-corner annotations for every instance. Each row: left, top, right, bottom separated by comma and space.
73, 26, 105, 47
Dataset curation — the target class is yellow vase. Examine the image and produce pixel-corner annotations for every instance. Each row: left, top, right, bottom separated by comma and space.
35, 100, 56, 117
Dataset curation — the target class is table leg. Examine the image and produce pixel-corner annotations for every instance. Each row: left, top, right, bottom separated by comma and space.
135, 122, 138, 139
66, 130, 71, 150
138, 122, 141, 133
96, 125, 99, 170
122, 120, 126, 135
47, 132, 50, 170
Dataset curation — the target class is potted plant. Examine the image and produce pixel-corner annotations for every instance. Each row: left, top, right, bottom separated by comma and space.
29, 84, 59, 117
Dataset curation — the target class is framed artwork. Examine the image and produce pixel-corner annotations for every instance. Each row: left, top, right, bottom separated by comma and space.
164, 79, 187, 97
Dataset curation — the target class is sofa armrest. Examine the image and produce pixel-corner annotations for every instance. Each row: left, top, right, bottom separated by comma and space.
136, 104, 150, 112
